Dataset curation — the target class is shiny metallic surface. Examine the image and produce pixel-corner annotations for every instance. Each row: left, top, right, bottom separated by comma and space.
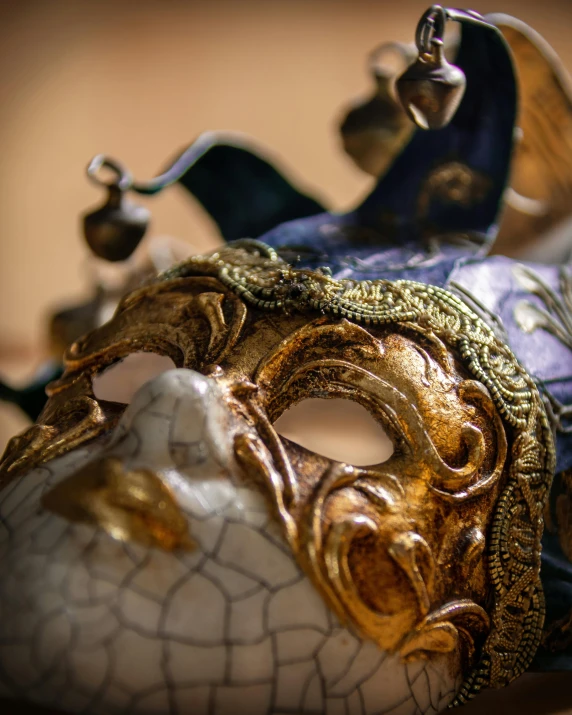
396, 38, 466, 130
340, 42, 415, 177
0, 244, 555, 704
1, 3, 572, 712
396, 6, 467, 131
83, 186, 150, 263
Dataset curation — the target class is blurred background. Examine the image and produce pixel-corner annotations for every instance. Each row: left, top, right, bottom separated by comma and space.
2, 0, 572, 440
1, 1, 572, 711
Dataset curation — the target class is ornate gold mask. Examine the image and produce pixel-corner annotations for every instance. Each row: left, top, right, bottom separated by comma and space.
0, 244, 554, 713
2, 3, 571, 712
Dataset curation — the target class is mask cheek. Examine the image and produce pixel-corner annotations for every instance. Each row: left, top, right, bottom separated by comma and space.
0, 483, 460, 714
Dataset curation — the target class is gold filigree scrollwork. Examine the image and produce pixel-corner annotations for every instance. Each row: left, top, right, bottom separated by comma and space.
164, 245, 554, 701
0, 244, 555, 704
514, 264, 572, 351
0, 384, 123, 489
287, 358, 498, 662
0, 277, 246, 483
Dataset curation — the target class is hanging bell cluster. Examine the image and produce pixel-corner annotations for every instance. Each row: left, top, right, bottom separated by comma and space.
82, 156, 150, 262
81, 4, 468, 266
396, 5, 466, 130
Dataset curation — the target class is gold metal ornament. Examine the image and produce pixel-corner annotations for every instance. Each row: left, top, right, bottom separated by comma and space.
1, 6, 571, 712
0, 243, 555, 704
0, 275, 247, 485
396, 6, 466, 131
83, 155, 150, 262
42, 456, 194, 552
416, 161, 492, 225
340, 42, 416, 177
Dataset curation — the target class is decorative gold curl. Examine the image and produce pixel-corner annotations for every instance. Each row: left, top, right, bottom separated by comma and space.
0, 277, 247, 485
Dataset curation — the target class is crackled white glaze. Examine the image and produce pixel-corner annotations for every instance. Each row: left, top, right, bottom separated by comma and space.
0, 370, 460, 714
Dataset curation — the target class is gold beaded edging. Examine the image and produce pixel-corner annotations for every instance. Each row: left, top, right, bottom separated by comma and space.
162, 242, 555, 701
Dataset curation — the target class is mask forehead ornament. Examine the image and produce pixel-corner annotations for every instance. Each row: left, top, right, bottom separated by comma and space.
1, 4, 571, 714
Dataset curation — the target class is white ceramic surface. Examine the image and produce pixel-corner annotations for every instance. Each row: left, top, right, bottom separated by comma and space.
0, 369, 460, 714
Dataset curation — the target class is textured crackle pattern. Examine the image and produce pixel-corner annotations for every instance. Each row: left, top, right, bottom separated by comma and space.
0, 370, 459, 714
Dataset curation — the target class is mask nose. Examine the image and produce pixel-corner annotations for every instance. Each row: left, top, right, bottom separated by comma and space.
41, 368, 241, 553
110, 368, 236, 474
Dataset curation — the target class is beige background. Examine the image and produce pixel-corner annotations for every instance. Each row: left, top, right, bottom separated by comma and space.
1, 1, 572, 711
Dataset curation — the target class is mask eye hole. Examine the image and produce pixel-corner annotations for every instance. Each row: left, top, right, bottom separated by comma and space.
274, 398, 393, 466
92, 352, 177, 404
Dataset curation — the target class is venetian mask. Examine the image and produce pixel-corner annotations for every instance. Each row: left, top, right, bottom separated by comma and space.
0, 6, 571, 715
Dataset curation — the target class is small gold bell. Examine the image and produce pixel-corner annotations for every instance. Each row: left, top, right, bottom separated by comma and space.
83, 186, 150, 262
396, 5, 466, 131
396, 38, 465, 131
340, 43, 415, 177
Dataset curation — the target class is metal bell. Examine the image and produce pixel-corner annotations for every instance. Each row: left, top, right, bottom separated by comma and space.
339, 43, 416, 177
396, 5, 466, 131
82, 186, 150, 262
